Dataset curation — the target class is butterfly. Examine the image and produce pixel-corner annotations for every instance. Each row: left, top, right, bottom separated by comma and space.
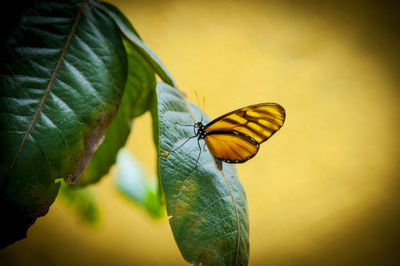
176, 103, 286, 170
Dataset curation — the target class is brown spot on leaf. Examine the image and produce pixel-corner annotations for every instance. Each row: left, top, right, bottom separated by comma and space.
66, 110, 116, 184
160, 148, 170, 159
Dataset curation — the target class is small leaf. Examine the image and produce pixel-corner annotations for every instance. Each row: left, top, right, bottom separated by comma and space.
154, 83, 250, 265
59, 181, 100, 226
98, 1, 176, 88
0, 0, 127, 247
116, 149, 163, 219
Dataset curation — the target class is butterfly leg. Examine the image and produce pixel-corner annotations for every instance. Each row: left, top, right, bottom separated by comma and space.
202, 141, 207, 151
195, 139, 202, 168
171, 135, 196, 152
174, 123, 194, 127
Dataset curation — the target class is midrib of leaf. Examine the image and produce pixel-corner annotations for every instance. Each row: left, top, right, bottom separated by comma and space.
5, 0, 89, 182
221, 172, 241, 266
179, 93, 242, 265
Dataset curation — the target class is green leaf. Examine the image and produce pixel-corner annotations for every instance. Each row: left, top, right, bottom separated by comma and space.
124, 39, 158, 118
116, 149, 163, 219
59, 181, 100, 226
150, 83, 164, 200
98, 1, 176, 88
76, 37, 156, 186
0, 0, 127, 247
154, 83, 249, 265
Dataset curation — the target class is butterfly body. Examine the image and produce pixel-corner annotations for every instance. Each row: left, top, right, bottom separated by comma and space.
192, 103, 285, 168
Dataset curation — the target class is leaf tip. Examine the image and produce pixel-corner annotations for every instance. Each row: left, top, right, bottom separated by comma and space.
54, 178, 64, 184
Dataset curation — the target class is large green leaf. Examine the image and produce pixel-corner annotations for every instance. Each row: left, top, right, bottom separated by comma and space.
99, 2, 176, 88
0, 0, 127, 247
75, 37, 156, 186
154, 83, 249, 265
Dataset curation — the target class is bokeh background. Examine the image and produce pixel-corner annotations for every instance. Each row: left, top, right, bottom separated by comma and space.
1, 0, 400, 265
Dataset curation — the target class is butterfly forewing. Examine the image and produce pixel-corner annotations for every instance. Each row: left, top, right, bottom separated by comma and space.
205, 103, 285, 144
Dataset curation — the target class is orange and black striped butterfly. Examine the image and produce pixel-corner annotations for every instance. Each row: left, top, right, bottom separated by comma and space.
179, 103, 285, 170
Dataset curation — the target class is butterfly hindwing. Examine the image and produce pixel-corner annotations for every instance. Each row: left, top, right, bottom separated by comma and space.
205, 130, 260, 163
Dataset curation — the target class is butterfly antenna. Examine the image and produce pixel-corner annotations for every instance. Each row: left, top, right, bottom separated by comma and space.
201, 96, 205, 123
194, 91, 201, 107
194, 91, 203, 122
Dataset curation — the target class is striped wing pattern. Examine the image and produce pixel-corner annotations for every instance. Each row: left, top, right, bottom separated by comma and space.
204, 103, 285, 163
205, 131, 259, 163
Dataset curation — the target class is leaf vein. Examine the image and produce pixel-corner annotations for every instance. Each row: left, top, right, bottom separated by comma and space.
49, 91, 80, 120
206, 230, 238, 248
4, 0, 88, 185
62, 59, 105, 105
220, 164, 241, 266
198, 195, 232, 216
29, 134, 51, 172
40, 112, 73, 154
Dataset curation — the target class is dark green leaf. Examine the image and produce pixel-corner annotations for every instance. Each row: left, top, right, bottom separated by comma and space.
0, 0, 127, 247
98, 1, 176, 88
154, 83, 249, 265
116, 149, 163, 219
76, 37, 156, 186
124, 39, 157, 118
59, 181, 100, 226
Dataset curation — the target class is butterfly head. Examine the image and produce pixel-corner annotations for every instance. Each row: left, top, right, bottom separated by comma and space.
194, 122, 206, 139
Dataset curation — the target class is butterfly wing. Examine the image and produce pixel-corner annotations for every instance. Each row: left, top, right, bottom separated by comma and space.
205, 130, 260, 163
205, 103, 285, 144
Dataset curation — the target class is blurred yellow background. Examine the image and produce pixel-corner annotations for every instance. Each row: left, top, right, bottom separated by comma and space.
2, 0, 400, 265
